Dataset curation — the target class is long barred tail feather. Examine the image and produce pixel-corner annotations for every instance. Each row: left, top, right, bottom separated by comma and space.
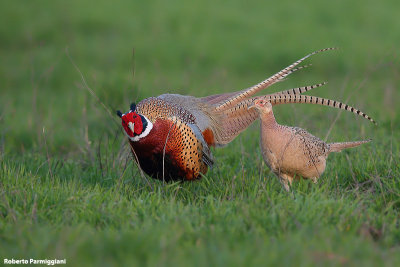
200, 78, 321, 105
277, 64, 313, 81
259, 94, 376, 124
273, 82, 327, 95
200, 65, 313, 106
214, 48, 337, 112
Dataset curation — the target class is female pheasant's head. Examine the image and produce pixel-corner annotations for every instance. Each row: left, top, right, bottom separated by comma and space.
249, 99, 273, 114
117, 103, 153, 141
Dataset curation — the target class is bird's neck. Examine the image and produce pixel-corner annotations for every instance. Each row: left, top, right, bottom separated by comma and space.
260, 112, 278, 129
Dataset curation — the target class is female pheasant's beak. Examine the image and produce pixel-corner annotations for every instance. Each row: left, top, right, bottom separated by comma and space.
248, 99, 262, 111
248, 104, 255, 110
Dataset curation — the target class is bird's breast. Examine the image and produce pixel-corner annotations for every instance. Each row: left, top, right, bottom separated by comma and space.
129, 118, 208, 181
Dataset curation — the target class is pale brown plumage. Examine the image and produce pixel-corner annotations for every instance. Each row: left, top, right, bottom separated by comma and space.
249, 100, 371, 191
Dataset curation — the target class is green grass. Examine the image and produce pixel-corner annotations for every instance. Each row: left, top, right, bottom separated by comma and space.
1, 0, 399, 266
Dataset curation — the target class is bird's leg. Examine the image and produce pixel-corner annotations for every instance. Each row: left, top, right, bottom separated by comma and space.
311, 177, 318, 184
279, 173, 293, 192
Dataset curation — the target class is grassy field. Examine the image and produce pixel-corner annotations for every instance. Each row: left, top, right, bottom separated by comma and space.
1, 0, 399, 266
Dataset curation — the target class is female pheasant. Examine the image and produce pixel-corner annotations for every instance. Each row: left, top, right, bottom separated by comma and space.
117, 48, 375, 181
249, 99, 371, 191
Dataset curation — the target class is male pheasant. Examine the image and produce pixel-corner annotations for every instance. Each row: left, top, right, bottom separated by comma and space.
117, 48, 375, 181
249, 99, 371, 191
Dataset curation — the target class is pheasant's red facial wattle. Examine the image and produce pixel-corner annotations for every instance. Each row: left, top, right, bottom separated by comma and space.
121, 111, 144, 137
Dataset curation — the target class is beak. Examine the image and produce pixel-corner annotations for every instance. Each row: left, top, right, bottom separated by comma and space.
248, 104, 256, 110
128, 122, 135, 133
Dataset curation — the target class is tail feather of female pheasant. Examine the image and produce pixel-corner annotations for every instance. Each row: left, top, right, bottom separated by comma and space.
329, 140, 372, 152
117, 48, 375, 181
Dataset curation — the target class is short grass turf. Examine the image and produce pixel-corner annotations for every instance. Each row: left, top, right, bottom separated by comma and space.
1, 0, 400, 266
